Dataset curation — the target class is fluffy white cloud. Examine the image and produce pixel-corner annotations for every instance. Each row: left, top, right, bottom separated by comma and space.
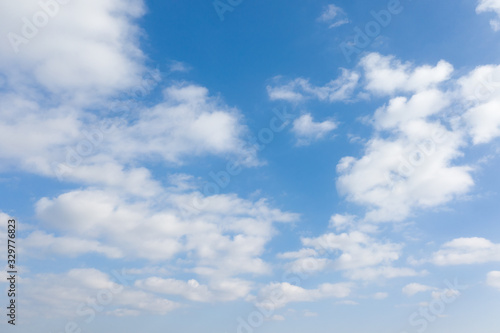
328, 214, 356, 231
0, 84, 258, 193
23, 231, 122, 258
372, 89, 450, 131
135, 277, 252, 302
0, 0, 146, 105
255, 282, 352, 309
278, 227, 422, 281
302, 231, 402, 271
430, 237, 500, 265
28, 188, 298, 288
268, 53, 498, 222
267, 69, 359, 102
21, 268, 181, 317
402, 283, 435, 296
337, 55, 474, 222
360, 53, 453, 96
0, 0, 259, 194
337, 122, 473, 222
459, 64, 500, 144
292, 114, 338, 146
477, 0, 500, 31
486, 271, 500, 290
317, 4, 349, 28
104, 84, 257, 166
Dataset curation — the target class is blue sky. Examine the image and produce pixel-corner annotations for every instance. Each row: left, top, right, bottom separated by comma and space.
1, 0, 500, 332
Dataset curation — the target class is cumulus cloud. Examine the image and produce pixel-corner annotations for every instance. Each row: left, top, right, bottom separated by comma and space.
360, 53, 453, 96
135, 277, 252, 302
23, 231, 122, 258
21, 268, 181, 317
0, 0, 146, 105
278, 229, 420, 281
255, 282, 352, 309
429, 237, 500, 265
31, 190, 296, 273
0, 83, 258, 193
459, 64, 500, 144
26, 188, 298, 297
476, 0, 500, 31
268, 53, 486, 223
292, 114, 338, 146
328, 214, 356, 231
486, 271, 500, 290
402, 283, 435, 296
337, 54, 475, 222
0, 0, 260, 197
302, 231, 402, 271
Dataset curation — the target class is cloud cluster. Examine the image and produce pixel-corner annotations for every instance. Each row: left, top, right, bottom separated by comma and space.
429, 237, 500, 265
292, 113, 338, 146
21, 268, 181, 317
278, 224, 421, 281
255, 282, 352, 310
0, 0, 298, 315
476, 0, 500, 31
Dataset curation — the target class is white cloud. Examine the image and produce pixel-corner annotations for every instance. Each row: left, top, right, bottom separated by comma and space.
21, 268, 181, 317
267, 53, 497, 223
337, 56, 473, 222
360, 53, 453, 96
108, 84, 258, 165
285, 230, 421, 281
0, 0, 260, 196
0, 0, 146, 105
402, 283, 435, 296
267, 69, 359, 102
430, 237, 500, 265
459, 64, 500, 144
135, 278, 211, 302
168, 60, 191, 73
286, 257, 330, 274
317, 4, 349, 28
372, 89, 451, 131
135, 276, 253, 302
0, 83, 259, 197
486, 271, 500, 290
464, 100, 500, 144
255, 282, 352, 309
302, 231, 402, 271
329, 214, 356, 231
292, 114, 338, 146
23, 231, 122, 258
477, 0, 500, 31
28, 188, 298, 287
